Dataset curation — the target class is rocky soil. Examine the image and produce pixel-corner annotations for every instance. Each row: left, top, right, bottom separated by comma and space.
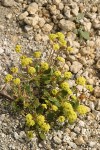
0, 0, 100, 150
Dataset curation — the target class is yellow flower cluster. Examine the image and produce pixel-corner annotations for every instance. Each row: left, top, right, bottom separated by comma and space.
36, 115, 45, 126
67, 111, 77, 124
49, 34, 58, 41
15, 44, 21, 53
51, 105, 58, 111
64, 71, 72, 79
28, 67, 36, 75
54, 70, 61, 77
51, 89, 58, 95
63, 102, 77, 123
86, 85, 94, 92
40, 123, 50, 132
21, 57, 33, 67
60, 82, 69, 91
67, 88, 73, 95
71, 95, 77, 101
36, 115, 50, 132
41, 62, 49, 71
26, 114, 35, 127
76, 76, 86, 86
57, 116, 65, 123
53, 44, 60, 50
77, 105, 90, 115
41, 104, 47, 109
13, 78, 20, 85
57, 56, 65, 63
5, 74, 13, 82
33, 51, 41, 58
10, 67, 18, 73
67, 46, 73, 52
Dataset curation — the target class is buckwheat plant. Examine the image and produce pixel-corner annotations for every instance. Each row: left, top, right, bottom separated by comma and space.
3, 32, 93, 139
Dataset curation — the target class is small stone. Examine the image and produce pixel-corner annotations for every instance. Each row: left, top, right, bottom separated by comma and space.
89, 102, 95, 110
24, 16, 39, 27
0, 47, 4, 54
43, 24, 53, 32
96, 60, 100, 69
74, 127, 81, 133
72, 7, 79, 16
58, 3, 64, 10
78, 120, 85, 127
88, 141, 96, 147
53, 0, 61, 5
38, 18, 46, 27
14, 132, 19, 140
35, 34, 42, 41
6, 13, 12, 19
2, 0, 15, 7
70, 61, 83, 73
24, 25, 33, 32
27, 3, 38, 15
94, 86, 100, 98
59, 20, 75, 31
75, 136, 85, 145
84, 22, 92, 32
68, 80, 75, 87
68, 142, 77, 149
18, 11, 28, 20
53, 136, 62, 144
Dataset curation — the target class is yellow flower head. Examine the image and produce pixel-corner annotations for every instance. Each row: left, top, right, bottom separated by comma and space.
41, 62, 49, 71
28, 67, 36, 75
41, 104, 47, 109
10, 67, 18, 73
67, 46, 73, 52
76, 76, 86, 86
51, 105, 58, 111
59, 39, 67, 47
60, 82, 69, 91
67, 88, 73, 95
56, 32, 65, 40
54, 70, 61, 77
71, 95, 77, 101
26, 114, 33, 121
53, 43, 60, 50
67, 110, 77, 123
27, 131, 34, 139
5, 74, 13, 82
13, 78, 20, 85
49, 34, 58, 41
26, 114, 35, 127
37, 115, 45, 126
62, 102, 73, 112
21, 57, 33, 66
15, 44, 21, 53
64, 72, 72, 79
41, 123, 50, 132
51, 89, 58, 95
33, 51, 41, 58
57, 116, 65, 123
57, 56, 65, 63
77, 105, 90, 115
86, 85, 94, 92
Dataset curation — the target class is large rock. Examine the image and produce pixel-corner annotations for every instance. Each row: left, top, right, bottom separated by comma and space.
59, 19, 75, 31
2, 0, 15, 7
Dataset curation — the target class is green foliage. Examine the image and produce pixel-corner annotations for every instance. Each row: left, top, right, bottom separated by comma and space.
73, 13, 90, 40
3, 32, 93, 139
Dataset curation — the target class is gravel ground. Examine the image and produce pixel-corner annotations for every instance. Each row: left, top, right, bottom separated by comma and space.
0, 0, 100, 150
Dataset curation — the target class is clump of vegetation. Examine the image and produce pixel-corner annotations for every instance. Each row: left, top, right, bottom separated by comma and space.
2, 32, 93, 139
